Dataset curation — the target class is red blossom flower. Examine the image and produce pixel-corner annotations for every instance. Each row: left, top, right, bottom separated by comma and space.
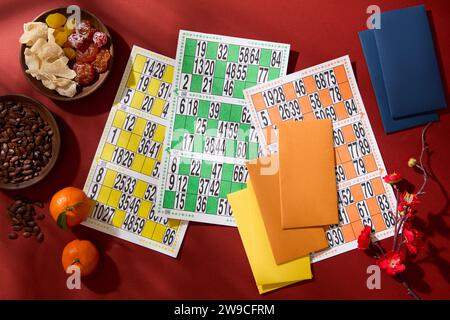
398, 204, 414, 217
377, 251, 406, 276
403, 223, 424, 255
404, 209, 414, 220
397, 193, 419, 215
401, 192, 420, 207
358, 225, 372, 250
383, 172, 402, 185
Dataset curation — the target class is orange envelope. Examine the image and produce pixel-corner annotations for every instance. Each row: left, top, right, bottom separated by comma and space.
278, 119, 339, 228
247, 156, 328, 264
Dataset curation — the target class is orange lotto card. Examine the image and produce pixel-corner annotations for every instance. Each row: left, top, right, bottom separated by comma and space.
247, 156, 329, 264
278, 119, 339, 228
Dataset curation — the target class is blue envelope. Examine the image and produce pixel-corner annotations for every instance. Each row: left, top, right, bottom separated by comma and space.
359, 29, 439, 133
374, 5, 446, 119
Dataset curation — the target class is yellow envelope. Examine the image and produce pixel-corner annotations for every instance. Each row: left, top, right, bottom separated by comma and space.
247, 156, 329, 265
278, 119, 339, 228
228, 181, 312, 294
257, 281, 298, 294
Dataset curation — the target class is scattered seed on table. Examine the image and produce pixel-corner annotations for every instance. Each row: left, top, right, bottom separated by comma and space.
5, 196, 45, 242
36, 233, 44, 242
8, 232, 18, 240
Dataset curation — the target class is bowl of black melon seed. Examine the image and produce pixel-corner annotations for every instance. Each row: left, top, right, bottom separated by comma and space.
0, 94, 60, 190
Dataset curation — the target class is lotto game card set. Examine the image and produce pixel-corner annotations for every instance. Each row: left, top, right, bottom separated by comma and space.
84, 32, 396, 262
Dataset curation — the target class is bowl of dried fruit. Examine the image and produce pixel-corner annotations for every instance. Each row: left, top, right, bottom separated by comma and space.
19, 7, 113, 100
0, 94, 60, 190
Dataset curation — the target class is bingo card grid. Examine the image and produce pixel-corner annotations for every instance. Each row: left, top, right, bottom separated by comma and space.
179, 32, 287, 98
244, 55, 396, 262
83, 46, 187, 257
158, 30, 290, 226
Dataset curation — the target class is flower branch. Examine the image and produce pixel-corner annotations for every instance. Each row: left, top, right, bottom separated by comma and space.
356, 123, 432, 300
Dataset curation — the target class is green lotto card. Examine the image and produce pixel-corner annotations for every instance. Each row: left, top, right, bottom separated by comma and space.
158, 31, 290, 226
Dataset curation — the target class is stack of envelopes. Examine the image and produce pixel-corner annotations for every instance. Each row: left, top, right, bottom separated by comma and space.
359, 5, 446, 133
227, 119, 339, 294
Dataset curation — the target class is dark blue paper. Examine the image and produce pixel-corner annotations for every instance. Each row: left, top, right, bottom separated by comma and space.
374, 5, 446, 119
359, 29, 438, 133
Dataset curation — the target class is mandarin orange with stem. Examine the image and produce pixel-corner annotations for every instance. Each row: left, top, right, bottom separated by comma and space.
62, 239, 99, 277
50, 187, 92, 229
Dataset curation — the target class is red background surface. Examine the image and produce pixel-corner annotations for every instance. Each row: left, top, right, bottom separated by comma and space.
0, 0, 449, 300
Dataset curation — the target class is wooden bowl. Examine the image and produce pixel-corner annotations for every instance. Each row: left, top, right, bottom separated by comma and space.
19, 7, 114, 101
0, 94, 61, 190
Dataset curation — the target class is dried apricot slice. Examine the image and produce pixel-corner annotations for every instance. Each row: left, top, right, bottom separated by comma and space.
65, 18, 76, 32
63, 47, 76, 60
54, 28, 70, 47
46, 13, 67, 29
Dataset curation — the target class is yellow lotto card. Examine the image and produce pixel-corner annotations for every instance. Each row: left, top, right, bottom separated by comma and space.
227, 180, 312, 294
83, 46, 187, 258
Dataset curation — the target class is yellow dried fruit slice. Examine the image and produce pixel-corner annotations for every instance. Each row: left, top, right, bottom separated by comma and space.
63, 47, 76, 60
65, 18, 76, 32
45, 13, 67, 29
54, 30, 69, 47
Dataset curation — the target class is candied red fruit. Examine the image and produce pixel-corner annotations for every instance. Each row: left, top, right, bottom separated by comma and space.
76, 43, 99, 63
76, 20, 96, 40
92, 48, 111, 73
93, 31, 108, 47
68, 32, 86, 49
74, 63, 96, 86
